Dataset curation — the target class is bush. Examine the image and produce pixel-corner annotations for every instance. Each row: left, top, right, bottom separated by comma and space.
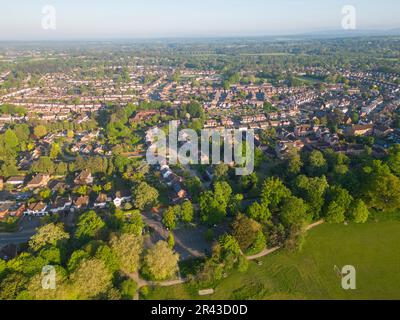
245, 231, 266, 256
120, 279, 137, 300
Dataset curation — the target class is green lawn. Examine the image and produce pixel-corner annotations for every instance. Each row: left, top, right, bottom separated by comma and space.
145, 217, 400, 300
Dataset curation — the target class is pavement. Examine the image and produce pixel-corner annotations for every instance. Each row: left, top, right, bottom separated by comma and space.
0, 217, 42, 248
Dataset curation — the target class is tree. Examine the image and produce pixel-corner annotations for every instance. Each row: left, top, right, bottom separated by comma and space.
246, 201, 270, 223
260, 177, 291, 208
181, 200, 194, 223
50, 143, 61, 159
387, 145, 400, 177
349, 199, 369, 223
0, 273, 28, 300
286, 151, 303, 175
4, 129, 19, 151
228, 193, 243, 215
29, 223, 69, 252
70, 258, 113, 299
280, 196, 309, 229
95, 245, 119, 273
133, 182, 159, 210
295, 175, 329, 218
119, 279, 137, 300
75, 211, 105, 242
110, 233, 143, 274
325, 201, 346, 224
213, 163, 229, 181
232, 214, 262, 252
39, 188, 51, 200
67, 130, 74, 139
34, 125, 47, 138
67, 250, 89, 271
14, 124, 30, 144
199, 181, 232, 225
168, 232, 175, 249
307, 150, 327, 176
142, 241, 179, 281
364, 161, 400, 211
92, 185, 102, 194
325, 185, 353, 212
30, 156, 55, 174
162, 207, 177, 230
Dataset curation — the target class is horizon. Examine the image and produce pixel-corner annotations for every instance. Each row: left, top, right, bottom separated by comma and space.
1, 0, 400, 41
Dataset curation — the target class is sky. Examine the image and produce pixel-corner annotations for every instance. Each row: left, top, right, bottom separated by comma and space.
0, 0, 399, 40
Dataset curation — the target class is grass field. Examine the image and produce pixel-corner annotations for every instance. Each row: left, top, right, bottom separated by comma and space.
145, 215, 400, 300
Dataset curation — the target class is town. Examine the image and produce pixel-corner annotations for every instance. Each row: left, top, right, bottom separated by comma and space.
0, 35, 400, 301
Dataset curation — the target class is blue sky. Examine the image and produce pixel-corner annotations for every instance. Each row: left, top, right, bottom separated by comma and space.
0, 0, 399, 40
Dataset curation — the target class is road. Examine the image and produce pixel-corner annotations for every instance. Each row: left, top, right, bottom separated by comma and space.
0, 217, 41, 248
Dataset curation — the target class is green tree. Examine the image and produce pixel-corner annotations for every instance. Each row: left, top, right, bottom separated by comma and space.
260, 177, 291, 208
364, 161, 400, 211
307, 150, 327, 176
325, 201, 346, 224
295, 175, 329, 218
110, 233, 143, 274
246, 201, 270, 223
162, 206, 178, 230
75, 211, 105, 242
94, 245, 119, 273
142, 241, 179, 281
70, 258, 113, 299
30, 156, 55, 174
34, 125, 47, 138
387, 145, 400, 177
50, 143, 61, 159
181, 200, 194, 223
232, 214, 262, 252
349, 199, 369, 223
280, 196, 309, 229
133, 182, 159, 210
4, 129, 19, 151
29, 223, 70, 252
199, 181, 232, 225
119, 279, 137, 300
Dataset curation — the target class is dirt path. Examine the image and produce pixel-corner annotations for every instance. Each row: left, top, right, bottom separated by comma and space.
131, 219, 325, 299
246, 220, 324, 261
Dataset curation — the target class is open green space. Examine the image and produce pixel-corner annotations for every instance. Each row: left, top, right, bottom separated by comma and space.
145, 215, 400, 300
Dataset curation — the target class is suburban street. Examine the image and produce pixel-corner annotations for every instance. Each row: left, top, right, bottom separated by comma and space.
0, 217, 41, 248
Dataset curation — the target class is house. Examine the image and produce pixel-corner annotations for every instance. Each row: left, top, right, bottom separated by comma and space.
74, 169, 93, 185
113, 190, 132, 208
9, 203, 25, 218
374, 125, 393, 137
344, 124, 373, 136
294, 125, 314, 137
48, 180, 67, 194
0, 202, 14, 220
172, 182, 187, 199
6, 176, 26, 186
74, 196, 90, 210
25, 202, 48, 216
50, 197, 72, 214
94, 193, 111, 209
26, 174, 50, 189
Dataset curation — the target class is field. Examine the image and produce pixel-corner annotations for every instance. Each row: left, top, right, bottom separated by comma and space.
145, 215, 400, 300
